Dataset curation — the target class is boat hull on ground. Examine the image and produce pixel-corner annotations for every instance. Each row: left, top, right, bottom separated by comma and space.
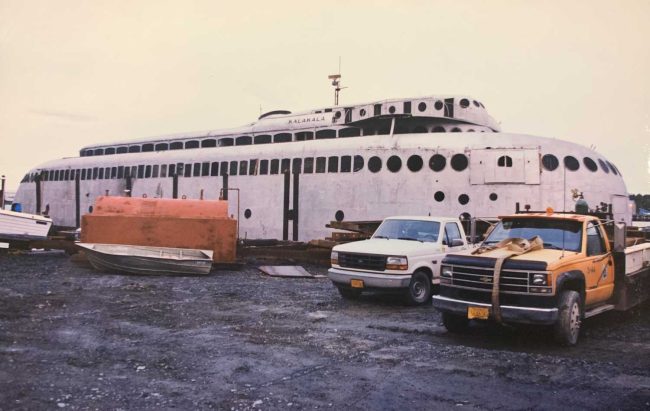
77, 243, 214, 276
0, 209, 52, 242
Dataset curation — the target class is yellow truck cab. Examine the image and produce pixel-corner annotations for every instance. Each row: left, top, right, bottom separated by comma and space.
432, 211, 650, 345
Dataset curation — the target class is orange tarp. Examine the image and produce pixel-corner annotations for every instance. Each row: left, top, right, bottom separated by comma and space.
81, 197, 236, 263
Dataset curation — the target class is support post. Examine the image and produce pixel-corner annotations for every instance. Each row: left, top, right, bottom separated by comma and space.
221, 174, 228, 200
0, 175, 5, 209
35, 173, 42, 214
292, 170, 299, 241
172, 173, 178, 199
283, 171, 290, 241
75, 172, 81, 228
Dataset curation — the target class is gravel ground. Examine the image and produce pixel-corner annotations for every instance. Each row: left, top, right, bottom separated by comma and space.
1, 251, 649, 410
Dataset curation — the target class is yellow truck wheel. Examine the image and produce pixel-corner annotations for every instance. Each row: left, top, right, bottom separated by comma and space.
554, 290, 582, 346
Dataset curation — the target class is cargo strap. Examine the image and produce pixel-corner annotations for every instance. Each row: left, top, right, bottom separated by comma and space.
472, 236, 543, 323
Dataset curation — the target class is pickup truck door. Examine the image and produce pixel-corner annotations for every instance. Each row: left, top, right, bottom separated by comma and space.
584, 221, 615, 305
443, 222, 467, 252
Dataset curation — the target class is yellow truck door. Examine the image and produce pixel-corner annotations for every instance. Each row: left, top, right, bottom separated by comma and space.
584, 221, 615, 305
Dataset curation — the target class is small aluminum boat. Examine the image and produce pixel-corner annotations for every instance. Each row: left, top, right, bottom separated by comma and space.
0, 209, 52, 242
76, 243, 213, 275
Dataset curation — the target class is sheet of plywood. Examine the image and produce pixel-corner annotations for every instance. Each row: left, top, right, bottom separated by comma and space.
258, 265, 315, 278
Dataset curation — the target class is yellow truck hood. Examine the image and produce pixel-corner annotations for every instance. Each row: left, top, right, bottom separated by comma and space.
476, 248, 581, 267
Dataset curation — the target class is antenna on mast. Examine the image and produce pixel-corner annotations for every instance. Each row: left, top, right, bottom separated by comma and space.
328, 57, 347, 106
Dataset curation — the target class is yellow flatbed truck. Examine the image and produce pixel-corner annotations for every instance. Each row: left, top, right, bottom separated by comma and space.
432, 211, 650, 345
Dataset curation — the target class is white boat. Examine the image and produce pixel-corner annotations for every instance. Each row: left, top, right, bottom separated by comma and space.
14, 93, 632, 242
0, 209, 52, 242
76, 243, 214, 275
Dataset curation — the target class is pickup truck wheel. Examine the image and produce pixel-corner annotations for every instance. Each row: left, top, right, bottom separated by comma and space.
336, 286, 362, 300
442, 312, 469, 333
406, 271, 432, 305
554, 290, 582, 346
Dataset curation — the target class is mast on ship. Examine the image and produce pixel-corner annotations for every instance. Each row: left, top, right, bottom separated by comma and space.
328, 57, 346, 106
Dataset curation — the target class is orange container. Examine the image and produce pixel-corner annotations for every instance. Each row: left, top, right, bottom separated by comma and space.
81, 197, 236, 263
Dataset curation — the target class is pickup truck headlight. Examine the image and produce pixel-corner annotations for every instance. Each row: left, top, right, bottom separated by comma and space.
386, 256, 408, 271
441, 265, 453, 278
531, 273, 548, 286
330, 250, 339, 266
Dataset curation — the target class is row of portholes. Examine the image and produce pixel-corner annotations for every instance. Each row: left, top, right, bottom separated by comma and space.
356, 99, 484, 118
416, 191, 501, 205
368, 153, 469, 173
541, 154, 620, 176
22, 152, 474, 184
247, 191, 502, 222
80, 124, 486, 158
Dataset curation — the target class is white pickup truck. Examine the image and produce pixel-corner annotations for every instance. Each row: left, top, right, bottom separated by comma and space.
327, 216, 470, 305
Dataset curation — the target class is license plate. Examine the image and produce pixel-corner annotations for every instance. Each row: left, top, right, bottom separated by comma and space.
350, 279, 364, 288
467, 306, 489, 320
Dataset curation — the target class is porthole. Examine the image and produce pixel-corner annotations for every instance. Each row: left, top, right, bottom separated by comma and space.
542, 154, 559, 171
244, 209, 252, 219
429, 154, 446, 172
608, 161, 618, 175
450, 154, 469, 171
368, 156, 382, 173
434, 101, 444, 110
353, 155, 364, 172
335, 111, 342, 119
407, 155, 423, 171
598, 159, 610, 173
460, 98, 470, 108
473, 100, 480, 107
583, 157, 598, 172
458, 194, 470, 205
497, 155, 513, 167
432, 126, 446, 133
389, 106, 396, 114
418, 102, 427, 112
434, 191, 445, 202
386, 155, 402, 172
489, 193, 498, 201
360, 108, 366, 117
564, 156, 579, 171
335, 210, 344, 222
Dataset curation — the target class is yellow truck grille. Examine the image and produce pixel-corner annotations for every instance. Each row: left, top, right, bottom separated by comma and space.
447, 265, 547, 294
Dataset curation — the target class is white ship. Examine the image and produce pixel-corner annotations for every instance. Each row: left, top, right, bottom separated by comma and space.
13, 95, 630, 241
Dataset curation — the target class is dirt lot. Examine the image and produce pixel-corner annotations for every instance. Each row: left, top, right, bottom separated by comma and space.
1, 251, 649, 410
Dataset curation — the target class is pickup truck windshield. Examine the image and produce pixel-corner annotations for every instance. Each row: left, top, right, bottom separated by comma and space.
373, 219, 440, 243
484, 218, 583, 252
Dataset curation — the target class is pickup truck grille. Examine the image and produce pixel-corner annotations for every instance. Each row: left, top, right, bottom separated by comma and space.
338, 253, 386, 271
447, 265, 545, 294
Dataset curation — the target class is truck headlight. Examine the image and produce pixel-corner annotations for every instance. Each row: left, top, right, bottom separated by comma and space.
441, 265, 453, 278
531, 273, 548, 286
330, 251, 339, 266
386, 256, 408, 270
